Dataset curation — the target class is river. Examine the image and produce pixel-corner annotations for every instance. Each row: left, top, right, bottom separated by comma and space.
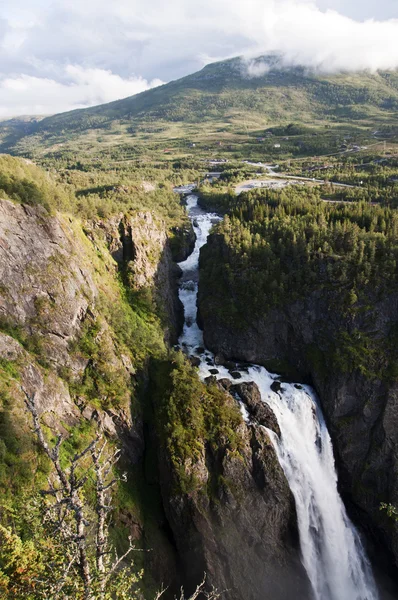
175, 189, 379, 600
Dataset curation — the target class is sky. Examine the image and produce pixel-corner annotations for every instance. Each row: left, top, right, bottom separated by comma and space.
0, 0, 397, 117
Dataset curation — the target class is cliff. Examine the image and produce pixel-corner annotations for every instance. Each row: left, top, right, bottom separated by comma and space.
0, 166, 304, 597
198, 230, 398, 579
149, 357, 309, 600
83, 209, 188, 344
0, 193, 188, 592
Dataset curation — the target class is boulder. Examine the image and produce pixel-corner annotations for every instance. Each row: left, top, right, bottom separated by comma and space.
233, 381, 281, 436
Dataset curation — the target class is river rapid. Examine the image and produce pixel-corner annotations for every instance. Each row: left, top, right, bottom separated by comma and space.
175, 189, 379, 600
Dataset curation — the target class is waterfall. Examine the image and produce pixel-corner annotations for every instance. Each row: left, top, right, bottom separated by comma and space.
175, 191, 379, 600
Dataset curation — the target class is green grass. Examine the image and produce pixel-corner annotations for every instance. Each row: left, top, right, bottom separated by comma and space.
1, 56, 398, 165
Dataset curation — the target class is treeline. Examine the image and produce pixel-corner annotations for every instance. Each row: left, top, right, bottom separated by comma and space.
199, 186, 398, 379
200, 186, 398, 318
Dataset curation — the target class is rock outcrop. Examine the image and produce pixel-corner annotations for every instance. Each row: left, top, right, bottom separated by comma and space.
0, 199, 97, 369
232, 381, 281, 436
155, 384, 309, 600
86, 210, 190, 344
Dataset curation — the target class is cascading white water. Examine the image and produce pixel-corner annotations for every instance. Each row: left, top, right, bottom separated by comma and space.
246, 369, 379, 600
175, 191, 379, 600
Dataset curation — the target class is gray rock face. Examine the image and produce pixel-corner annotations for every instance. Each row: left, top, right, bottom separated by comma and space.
233, 381, 281, 436
0, 199, 147, 441
87, 210, 184, 344
157, 390, 309, 600
0, 331, 79, 432
0, 199, 97, 369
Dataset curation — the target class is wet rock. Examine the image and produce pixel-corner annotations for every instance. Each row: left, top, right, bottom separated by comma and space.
182, 280, 196, 292
189, 356, 201, 368
233, 381, 280, 436
215, 354, 237, 370
218, 378, 233, 391
196, 346, 205, 354
224, 360, 238, 370
206, 358, 214, 366
214, 353, 225, 365
294, 384, 303, 390
209, 368, 219, 375
271, 381, 282, 394
229, 371, 242, 380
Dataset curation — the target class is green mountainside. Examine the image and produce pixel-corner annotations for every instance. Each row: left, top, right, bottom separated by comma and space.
2, 56, 398, 159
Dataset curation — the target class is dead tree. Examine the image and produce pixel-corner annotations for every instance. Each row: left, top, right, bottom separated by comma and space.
155, 575, 223, 600
23, 389, 222, 600
23, 390, 134, 600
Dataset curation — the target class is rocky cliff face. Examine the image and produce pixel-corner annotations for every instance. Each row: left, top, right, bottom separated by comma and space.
0, 199, 96, 370
0, 196, 188, 591
198, 234, 398, 577
154, 380, 309, 600
0, 199, 139, 432
85, 210, 193, 345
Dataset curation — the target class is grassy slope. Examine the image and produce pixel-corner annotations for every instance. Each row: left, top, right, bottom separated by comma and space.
2, 57, 398, 159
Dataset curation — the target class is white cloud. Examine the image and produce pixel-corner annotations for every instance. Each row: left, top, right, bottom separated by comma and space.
0, 0, 397, 115
0, 66, 163, 117
242, 1, 398, 73
245, 61, 271, 78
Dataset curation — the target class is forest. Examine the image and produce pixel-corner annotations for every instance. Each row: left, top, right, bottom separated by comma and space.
199, 185, 398, 379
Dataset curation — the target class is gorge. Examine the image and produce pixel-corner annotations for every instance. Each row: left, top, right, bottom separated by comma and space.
1, 52, 398, 600
175, 189, 380, 600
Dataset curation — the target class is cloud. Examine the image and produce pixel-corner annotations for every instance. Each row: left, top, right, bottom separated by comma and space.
245, 61, 271, 78
0, 66, 163, 117
0, 0, 398, 115
241, 1, 398, 73
317, 0, 397, 21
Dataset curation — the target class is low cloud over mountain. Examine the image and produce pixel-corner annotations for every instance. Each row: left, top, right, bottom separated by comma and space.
1, 0, 397, 116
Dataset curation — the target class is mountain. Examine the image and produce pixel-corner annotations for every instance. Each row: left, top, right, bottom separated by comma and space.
2, 55, 398, 157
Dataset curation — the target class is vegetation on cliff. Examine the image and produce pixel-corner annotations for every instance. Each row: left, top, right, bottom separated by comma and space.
150, 353, 242, 494
0, 155, 190, 596
199, 185, 398, 379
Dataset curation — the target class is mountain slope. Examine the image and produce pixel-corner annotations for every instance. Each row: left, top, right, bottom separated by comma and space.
2, 55, 398, 157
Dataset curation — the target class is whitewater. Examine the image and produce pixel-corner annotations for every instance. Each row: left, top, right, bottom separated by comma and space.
175, 189, 379, 600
